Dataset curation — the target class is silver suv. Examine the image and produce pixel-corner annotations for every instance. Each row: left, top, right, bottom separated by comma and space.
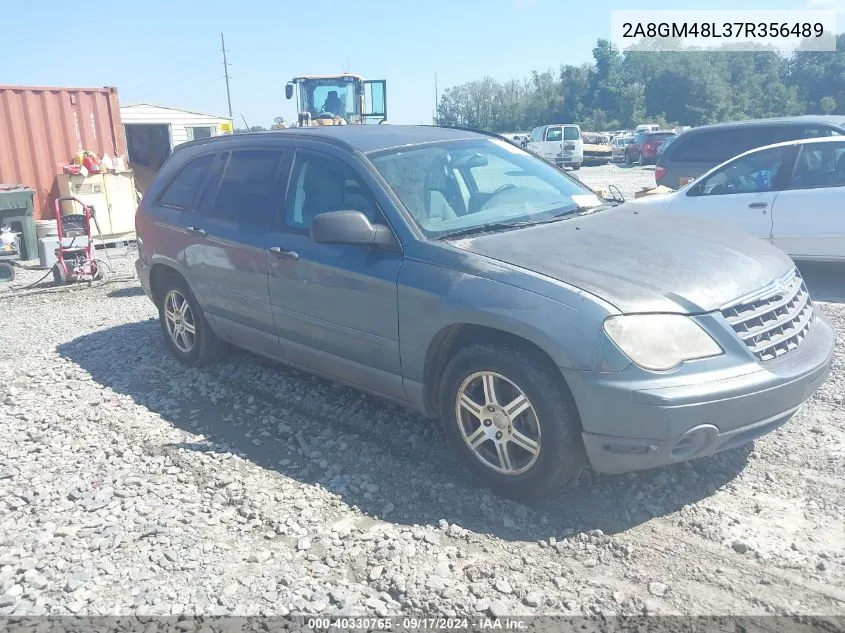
135, 125, 833, 500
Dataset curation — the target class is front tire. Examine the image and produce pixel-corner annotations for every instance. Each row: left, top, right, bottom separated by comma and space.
439, 344, 585, 501
571, 163, 581, 171
158, 273, 227, 366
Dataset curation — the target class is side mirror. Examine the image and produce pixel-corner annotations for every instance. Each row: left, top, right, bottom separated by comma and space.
285, 83, 294, 100
310, 210, 399, 250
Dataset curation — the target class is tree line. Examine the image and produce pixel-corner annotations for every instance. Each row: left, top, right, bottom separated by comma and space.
435, 36, 845, 132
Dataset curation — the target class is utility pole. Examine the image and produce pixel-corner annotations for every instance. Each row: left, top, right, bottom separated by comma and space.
221, 33, 233, 120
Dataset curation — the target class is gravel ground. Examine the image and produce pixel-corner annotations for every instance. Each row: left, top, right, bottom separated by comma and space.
0, 166, 843, 623
574, 161, 659, 200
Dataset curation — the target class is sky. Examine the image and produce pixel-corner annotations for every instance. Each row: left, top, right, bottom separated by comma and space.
3, 0, 843, 127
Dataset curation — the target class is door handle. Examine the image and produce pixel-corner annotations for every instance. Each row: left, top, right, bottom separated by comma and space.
184, 226, 207, 237
268, 245, 299, 260
748, 202, 768, 209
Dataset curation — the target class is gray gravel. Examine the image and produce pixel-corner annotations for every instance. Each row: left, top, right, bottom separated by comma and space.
574, 162, 658, 200
0, 170, 843, 619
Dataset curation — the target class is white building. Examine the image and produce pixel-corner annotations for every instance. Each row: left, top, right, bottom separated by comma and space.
120, 103, 233, 173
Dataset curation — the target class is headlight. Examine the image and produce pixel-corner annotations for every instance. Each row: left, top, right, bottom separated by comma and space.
603, 314, 722, 371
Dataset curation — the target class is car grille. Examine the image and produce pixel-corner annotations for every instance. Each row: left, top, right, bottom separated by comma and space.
721, 270, 813, 362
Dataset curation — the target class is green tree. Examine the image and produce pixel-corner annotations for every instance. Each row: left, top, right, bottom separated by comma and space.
434, 35, 845, 132
820, 96, 837, 114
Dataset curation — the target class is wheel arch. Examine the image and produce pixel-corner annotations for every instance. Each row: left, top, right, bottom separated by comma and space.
421, 322, 574, 419
148, 258, 195, 308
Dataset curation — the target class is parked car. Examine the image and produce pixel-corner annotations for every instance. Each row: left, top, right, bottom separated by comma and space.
656, 134, 676, 158
626, 130, 676, 165
527, 124, 583, 170
582, 132, 612, 165
656, 115, 845, 189
611, 135, 633, 162
626, 136, 845, 261
135, 125, 833, 500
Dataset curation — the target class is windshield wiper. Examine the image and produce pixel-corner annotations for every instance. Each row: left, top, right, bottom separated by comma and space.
571, 200, 620, 216
436, 201, 621, 241
437, 222, 534, 240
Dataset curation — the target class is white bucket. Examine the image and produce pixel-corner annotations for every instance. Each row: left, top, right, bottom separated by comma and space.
35, 219, 58, 239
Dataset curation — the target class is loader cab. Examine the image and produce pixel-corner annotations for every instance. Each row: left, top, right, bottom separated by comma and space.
286, 74, 387, 125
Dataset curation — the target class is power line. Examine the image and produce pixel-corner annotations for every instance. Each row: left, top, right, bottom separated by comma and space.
134, 65, 223, 103
120, 50, 220, 96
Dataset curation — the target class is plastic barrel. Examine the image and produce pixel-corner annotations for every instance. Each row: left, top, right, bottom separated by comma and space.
35, 220, 58, 239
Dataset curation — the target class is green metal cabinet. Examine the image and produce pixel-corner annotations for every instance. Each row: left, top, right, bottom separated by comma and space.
0, 187, 36, 260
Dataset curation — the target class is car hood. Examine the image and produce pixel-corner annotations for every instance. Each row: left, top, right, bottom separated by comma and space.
449, 205, 794, 313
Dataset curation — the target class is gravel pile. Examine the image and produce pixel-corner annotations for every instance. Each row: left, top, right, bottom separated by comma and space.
0, 194, 843, 621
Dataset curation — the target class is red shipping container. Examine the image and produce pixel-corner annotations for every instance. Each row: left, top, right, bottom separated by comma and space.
0, 85, 126, 220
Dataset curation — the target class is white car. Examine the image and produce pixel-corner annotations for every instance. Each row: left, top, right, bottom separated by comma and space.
626, 136, 845, 262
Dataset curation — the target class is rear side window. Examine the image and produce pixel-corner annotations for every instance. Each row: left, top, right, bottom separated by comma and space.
672, 130, 733, 162
205, 150, 286, 227
677, 125, 844, 165
158, 154, 215, 209
563, 127, 580, 141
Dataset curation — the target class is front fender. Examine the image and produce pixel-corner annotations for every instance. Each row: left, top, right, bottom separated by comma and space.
398, 257, 628, 385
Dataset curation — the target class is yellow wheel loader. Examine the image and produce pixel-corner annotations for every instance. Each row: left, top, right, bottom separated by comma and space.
283, 74, 387, 127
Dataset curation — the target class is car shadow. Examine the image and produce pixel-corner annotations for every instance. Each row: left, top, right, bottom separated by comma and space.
58, 321, 750, 542
797, 262, 845, 304
107, 286, 147, 299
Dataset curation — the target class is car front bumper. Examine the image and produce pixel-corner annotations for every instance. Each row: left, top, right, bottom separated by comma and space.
564, 311, 834, 474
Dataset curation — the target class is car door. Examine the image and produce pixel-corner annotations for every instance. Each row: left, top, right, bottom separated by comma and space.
526, 126, 544, 154
539, 126, 562, 162
184, 147, 291, 353
771, 140, 845, 261
266, 147, 406, 400
671, 145, 797, 241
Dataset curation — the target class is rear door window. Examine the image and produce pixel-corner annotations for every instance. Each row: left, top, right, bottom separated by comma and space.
649, 132, 676, 142
204, 150, 288, 229
563, 126, 580, 141
158, 153, 216, 209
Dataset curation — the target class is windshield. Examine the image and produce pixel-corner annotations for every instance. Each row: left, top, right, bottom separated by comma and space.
298, 78, 359, 121
369, 138, 600, 238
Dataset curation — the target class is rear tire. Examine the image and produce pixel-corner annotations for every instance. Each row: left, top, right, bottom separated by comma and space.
439, 343, 586, 501
157, 272, 227, 366
571, 163, 581, 171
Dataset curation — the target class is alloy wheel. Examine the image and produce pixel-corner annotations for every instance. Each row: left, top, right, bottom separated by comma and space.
164, 289, 197, 353
454, 371, 541, 475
